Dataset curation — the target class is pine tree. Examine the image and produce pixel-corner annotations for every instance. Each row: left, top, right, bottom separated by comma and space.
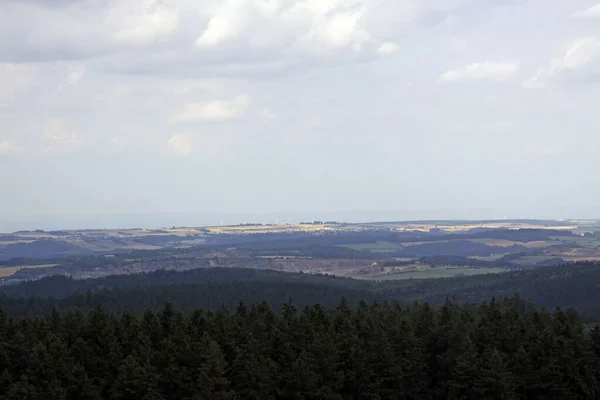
197, 335, 235, 400
231, 335, 276, 400
471, 348, 516, 399
447, 338, 479, 400
5, 375, 39, 400
110, 354, 161, 400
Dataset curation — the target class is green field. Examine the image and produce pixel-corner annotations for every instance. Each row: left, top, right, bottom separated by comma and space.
511, 255, 555, 265
370, 266, 509, 281
341, 241, 403, 253
551, 236, 600, 248
472, 254, 506, 261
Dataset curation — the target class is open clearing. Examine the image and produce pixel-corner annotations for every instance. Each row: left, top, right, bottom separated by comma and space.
473, 254, 506, 261
511, 255, 556, 265
403, 238, 551, 248
207, 224, 333, 235
341, 241, 404, 253
0, 264, 58, 278
469, 238, 551, 248
394, 223, 579, 233
551, 236, 600, 248
369, 266, 509, 281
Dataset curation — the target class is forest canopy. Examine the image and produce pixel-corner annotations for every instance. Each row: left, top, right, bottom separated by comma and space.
1, 296, 599, 399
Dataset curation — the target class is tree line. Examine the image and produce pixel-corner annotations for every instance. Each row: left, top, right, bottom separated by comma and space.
1, 296, 600, 399
6, 262, 600, 322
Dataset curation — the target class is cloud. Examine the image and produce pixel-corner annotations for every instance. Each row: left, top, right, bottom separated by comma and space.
572, 4, 600, 19
525, 143, 565, 156
524, 37, 600, 89
376, 41, 399, 55
194, 0, 395, 55
0, 141, 11, 153
65, 64, 85, 85
448, 37, 469, 52
167, 134, 193, 156
439, 61, 519, 83
171, 95, 250, 123
46, 132, 80, 144
39, 119, 85, 152
108, 0, 180, 45
1, 0, 413, 77
195, 1, 245, 49
258, 107, 277, 121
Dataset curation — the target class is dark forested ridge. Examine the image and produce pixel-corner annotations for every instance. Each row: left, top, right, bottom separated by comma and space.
0, 268, 371, 299
3, 261, 600, 398
2, 297, 600, 399
0, 281, 379, 317
4, 262, 600, 321
381, 261, 600, 321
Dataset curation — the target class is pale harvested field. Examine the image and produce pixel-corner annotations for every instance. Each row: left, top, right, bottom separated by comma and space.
400, 240, 449, 247
9, 232, 56, 239
558, 248, 600, 257
74, 240, 162, 251
0, 240, 37, 245
0, 264, 58, 278
369, 266, 509, 281
101, 228, 204, 237
3, 222, 578, 239
396, 223, 578, 233
469, 238, 551, 248
562, 256, 600, 262
207, 224, 333, 235
400, 238, 554, 249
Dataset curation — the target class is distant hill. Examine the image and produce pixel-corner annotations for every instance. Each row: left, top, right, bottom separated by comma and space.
3, 262, 600, 321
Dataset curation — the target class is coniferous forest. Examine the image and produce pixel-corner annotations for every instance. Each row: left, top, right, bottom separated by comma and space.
2, 296, 600, 399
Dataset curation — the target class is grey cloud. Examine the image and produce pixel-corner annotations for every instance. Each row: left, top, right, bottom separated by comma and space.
2, 0, 600, 224
7, 0, 84, 5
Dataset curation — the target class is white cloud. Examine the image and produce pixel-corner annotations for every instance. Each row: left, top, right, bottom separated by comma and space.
40, 119, 84, 152
192, 0, 408, 58
376, 41, 399, 55
0, 63, 40, 106
259, 107, 277, 121
448, 37, 469, 52
108, 0, 180, 45
439, 61, 519, 83
295, 6, 372, 53
524, 37, 600, 89
0, 0, 433, 80
66, 65, 85, 85
195, 1, 246, 48
440, 14, 461, 28
4, 0, 600, 222
572, 4, 600, 19
171, 95, 250, 123
167, 134, 193, 156
525, 143, 565, 156
0, 140, 11, 153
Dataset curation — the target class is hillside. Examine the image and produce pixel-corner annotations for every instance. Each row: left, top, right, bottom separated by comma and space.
3, 262, 600, 321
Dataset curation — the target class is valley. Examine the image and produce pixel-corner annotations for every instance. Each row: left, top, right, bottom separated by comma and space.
2, 219, 600, 284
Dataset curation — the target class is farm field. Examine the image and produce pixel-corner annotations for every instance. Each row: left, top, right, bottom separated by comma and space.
2, 219, 600, 283
341, 241, 404, 253
551, 236, 600, 247
510, 255, 556, 265
0, 264, 58, 278
472, 254, 506, 261
468, 238, 551, 248
368, 266, 510, 281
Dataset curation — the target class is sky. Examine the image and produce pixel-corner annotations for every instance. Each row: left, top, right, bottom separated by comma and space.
1, 0, 600, 230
